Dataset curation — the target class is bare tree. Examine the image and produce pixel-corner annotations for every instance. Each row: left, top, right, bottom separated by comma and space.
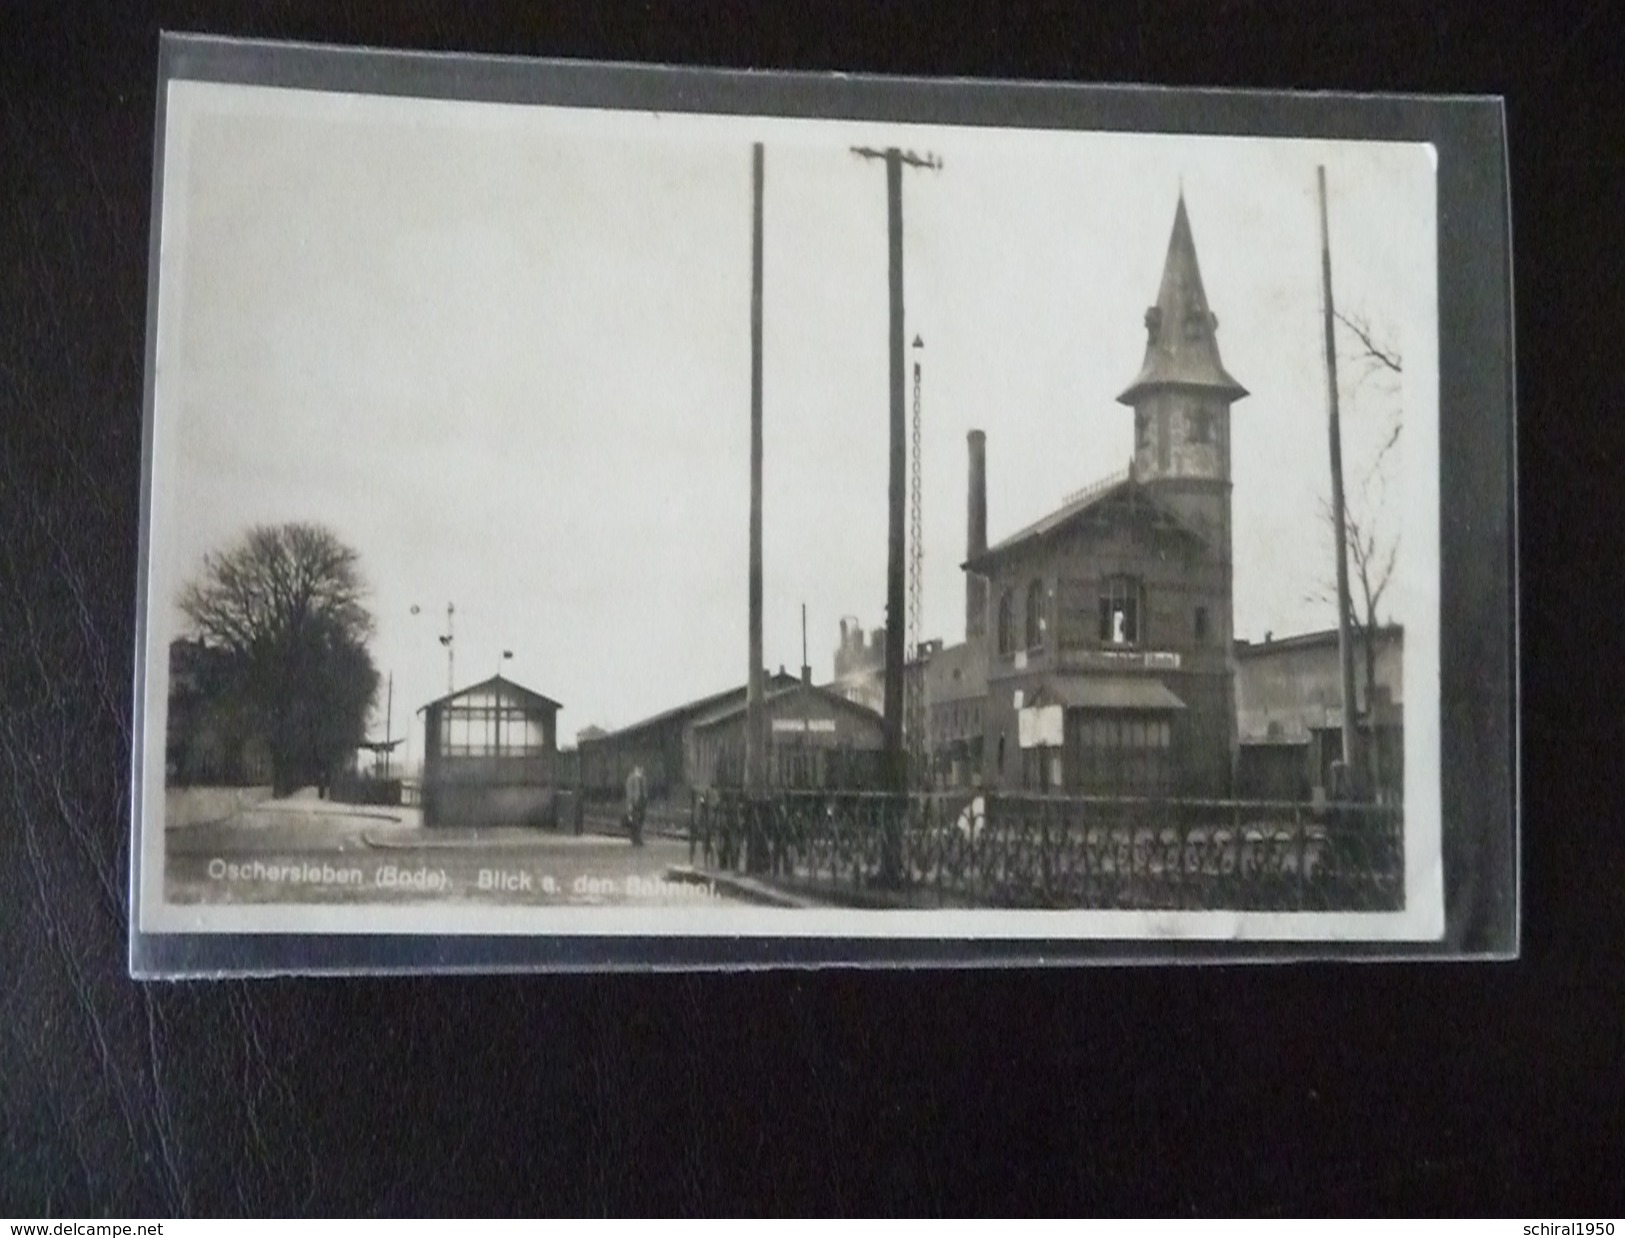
179, 523, 379, 796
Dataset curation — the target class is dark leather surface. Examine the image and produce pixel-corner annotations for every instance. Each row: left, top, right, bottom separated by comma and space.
2, 0, 1621, 1217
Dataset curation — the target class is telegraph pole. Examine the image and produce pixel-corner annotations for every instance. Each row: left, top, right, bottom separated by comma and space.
1317, 166, 1360, 797
383, 672, 393, 779
744, 142, 767, 792
852, 145, 940, 792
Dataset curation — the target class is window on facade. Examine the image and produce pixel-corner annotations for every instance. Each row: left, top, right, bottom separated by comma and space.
1024, 579, 1044, 649
1066, 712, 1173, 796
1187, 405, 1213, 444
1098, 576, 1142, 646
1194, 606, 1210, 643
997, 590, 1015, 655
1135, 410, 1151, 451
438, 702, 547, 757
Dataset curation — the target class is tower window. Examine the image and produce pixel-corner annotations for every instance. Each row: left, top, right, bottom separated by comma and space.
1187, 406, 1213, 444
1024, 579, 1044, 649
1194, 606, 1210, 642
997, 589, 1015, 655
1099, 576, 1142, 646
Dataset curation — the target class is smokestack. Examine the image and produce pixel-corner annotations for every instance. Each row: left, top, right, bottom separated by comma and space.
966, 429, 988, 640
801, 603, 811, 684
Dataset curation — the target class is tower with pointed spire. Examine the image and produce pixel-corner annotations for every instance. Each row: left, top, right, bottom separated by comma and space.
1118, 192, 1249, 558
945, 189, 1246, 800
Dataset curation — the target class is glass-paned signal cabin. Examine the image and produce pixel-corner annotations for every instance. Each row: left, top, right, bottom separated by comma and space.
418, 675, 562, 829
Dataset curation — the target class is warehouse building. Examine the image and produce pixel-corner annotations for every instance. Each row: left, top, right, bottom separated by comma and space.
577, 670, 799, 801
686, 679, 886, 791
1234, 625, 1404, 803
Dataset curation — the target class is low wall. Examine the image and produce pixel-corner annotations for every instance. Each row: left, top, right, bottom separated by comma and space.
164, 785, 275, 828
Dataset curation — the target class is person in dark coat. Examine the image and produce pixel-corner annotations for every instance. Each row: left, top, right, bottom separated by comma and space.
624, 765, 647, 847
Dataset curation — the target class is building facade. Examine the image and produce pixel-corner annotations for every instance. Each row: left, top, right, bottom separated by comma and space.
962, 193, 1245, 799
577, 671, 799, 801
831, 618, 887, 714
924, 625, 987, 789
686, 680, 886, 791
1234, 625, 1404, 802
165, 638, 273, 787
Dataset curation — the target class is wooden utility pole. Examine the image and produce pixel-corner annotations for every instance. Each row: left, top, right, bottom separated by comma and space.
852, 145, 940, 791
745, 142, 767, 791
383, 672, 393, 779
1317, 166, 1360, 796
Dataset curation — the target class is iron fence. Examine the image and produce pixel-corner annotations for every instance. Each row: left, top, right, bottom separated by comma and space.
690, 789, 1404, 912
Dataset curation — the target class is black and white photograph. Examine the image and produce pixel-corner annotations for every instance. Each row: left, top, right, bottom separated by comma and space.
133, 52, 1451, 950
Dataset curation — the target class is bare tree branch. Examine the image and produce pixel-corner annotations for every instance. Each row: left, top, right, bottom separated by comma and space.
1335, 309, 1403, 375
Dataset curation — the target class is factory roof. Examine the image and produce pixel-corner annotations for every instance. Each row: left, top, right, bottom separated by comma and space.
689, 681, 885, 731
584, 671, 800, 742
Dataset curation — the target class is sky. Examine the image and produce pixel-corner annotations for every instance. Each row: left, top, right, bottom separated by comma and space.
146, 80, 1438, 771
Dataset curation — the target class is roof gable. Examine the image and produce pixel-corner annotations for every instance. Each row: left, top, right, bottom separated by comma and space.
964, 473, 1206, 572
590, 671, 800, 741
418, 674, 562, 713
691, 681, 885, 732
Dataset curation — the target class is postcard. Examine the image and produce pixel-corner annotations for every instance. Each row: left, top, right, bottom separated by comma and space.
131, 37, 1517, 972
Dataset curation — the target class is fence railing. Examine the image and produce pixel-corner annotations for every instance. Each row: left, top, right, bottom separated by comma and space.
689, 789, 1404, 912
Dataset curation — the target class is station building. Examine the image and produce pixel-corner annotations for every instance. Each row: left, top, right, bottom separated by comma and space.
954, 192, 1246, 799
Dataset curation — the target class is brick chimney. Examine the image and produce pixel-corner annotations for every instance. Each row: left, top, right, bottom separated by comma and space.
966, 429, 989, 640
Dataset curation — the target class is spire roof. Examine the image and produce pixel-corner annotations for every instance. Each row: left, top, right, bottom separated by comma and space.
1116, 193, 1249, 405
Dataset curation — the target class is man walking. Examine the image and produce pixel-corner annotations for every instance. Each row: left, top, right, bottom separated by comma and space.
624, 764, 647, 848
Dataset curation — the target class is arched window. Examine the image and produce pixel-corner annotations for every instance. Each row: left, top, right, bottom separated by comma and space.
997, 589, 1015, 655
1024, 579, 1044, 649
